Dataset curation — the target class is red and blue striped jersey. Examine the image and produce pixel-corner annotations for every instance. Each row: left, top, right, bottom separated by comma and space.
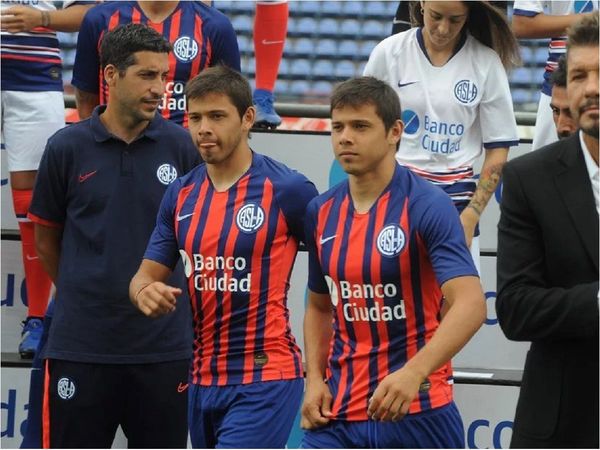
145, 152, 318, 386
305, 165, 478, 421
72, 1, 240, 126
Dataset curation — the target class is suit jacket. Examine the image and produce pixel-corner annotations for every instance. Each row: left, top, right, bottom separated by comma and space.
496, 132, 599, 448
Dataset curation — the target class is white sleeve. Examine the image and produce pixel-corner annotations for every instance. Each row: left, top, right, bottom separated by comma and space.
479, 55, 519, 147
513, 1, 546, 15
363, 40, 390, 82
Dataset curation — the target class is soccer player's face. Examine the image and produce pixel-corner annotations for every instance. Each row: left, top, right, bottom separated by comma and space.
567, 45, 599, 139
110, 51, 169, 123
331, 103, 402, 176
550, 86, 577, 140
422, 1, 468, 52
187, 94, 254, 165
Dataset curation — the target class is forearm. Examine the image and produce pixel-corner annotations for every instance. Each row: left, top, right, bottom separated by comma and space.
34, 228, 62, 281
512, 13, 583, 39
467, 148, 507, 217
48, 5, 94, 32
304, 293, 333, 383
403, 278, 485, 380
75, 88, 99, 120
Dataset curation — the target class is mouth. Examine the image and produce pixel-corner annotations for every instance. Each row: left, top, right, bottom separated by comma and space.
338, 151, 358, 158
198, 141, 218, 149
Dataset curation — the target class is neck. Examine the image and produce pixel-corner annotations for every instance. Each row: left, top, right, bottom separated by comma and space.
422, 29, 458, 67
137, 1, 178, 22
206, 144, 253, 192
100, 103, 149, 144
348, 153, 397, 213
582, 131, 599, 165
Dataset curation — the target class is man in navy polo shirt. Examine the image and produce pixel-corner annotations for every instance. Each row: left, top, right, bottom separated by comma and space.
28, 23, 199, 448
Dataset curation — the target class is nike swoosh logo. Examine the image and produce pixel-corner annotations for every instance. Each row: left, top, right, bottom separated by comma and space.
398, 81, 418, 88
25, 254, 39, 261
319, 235, 337, 245
262, 39, 284, 45
176, 213, 194, 222
177, 382, 188, 393
78, 170, 97, 183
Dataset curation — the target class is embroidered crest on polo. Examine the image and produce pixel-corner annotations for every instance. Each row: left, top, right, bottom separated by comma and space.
57, 377, 76, 400
156, 164, 178, 185
376, 224, 406, 257
172, 36, 199, 62
236, 203, 265, 233
454, 79, 478, 105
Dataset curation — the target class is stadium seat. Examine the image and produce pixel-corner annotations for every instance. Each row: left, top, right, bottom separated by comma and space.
230, 0, 253, 13
293, 38, 315, 58
334, 60, 356, 79
232, 15, 252, 34
296, 17, 317, 36
289, 80, 311, 96
312, 80, 334, 96
318, 18, 340, 38
321, 1, 342, 15
299, 1, 320, 15
339, 19, 361, 38
365, 1, 387, 18
315, 39, 338, 58
338, 40, 359, 58
213, 0, 232, 12
511, 67, 533, 85
237, 35, 251, 55
278, 59, 290, 77
362, 20, 385, 39
313, 60, 335, 79
343, 1, 362, 18
359, 40, 379, 59
290, 59, 312, 77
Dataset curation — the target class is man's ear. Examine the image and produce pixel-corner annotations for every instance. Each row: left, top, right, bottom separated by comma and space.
103, 64, 119, 87
242, 106, 256, 132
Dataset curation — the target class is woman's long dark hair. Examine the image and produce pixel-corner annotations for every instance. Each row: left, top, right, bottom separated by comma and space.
410, 1, 522, 70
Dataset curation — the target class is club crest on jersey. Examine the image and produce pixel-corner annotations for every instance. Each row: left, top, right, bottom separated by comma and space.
376, 224, 406, 257
57, 377, 76, 400
156, 164, 178, 185
173, 36, 199, 62
454, 80, 478, 104
236, 203, 265, 233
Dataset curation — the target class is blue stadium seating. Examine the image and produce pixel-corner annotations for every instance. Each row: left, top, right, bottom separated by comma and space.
362, 20, 386, 39
315, 39, 337, 58
338, 40, 359, 59
313, 60, 335, 79
318, 18, 340, 38
293, 38, 315, 58
334, 61, 356, 79
232, 15, 252, 34
339, 19, 361, 38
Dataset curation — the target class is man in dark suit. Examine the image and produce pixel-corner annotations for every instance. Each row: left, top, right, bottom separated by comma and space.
496, 12, 599, 449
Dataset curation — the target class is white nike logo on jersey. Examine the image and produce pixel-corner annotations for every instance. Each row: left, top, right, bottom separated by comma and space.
176, 213, 194, 222
319, 235, 337, 245
262, 39, 284, 45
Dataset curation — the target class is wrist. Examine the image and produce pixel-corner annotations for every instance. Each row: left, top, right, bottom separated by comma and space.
133, 282, 152, 306
40, 10, 50, 28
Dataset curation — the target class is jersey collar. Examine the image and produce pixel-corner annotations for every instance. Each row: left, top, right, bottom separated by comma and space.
90, 105, 164, 143
416, 27, 468, 65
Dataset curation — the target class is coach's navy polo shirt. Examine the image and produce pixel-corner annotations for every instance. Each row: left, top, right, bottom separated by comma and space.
29, 106, 200, 364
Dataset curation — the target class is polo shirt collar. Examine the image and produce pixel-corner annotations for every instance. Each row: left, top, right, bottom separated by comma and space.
90, 105, 164, 143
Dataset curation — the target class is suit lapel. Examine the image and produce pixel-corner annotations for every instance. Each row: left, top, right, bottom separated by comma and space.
554, 133, 599, 271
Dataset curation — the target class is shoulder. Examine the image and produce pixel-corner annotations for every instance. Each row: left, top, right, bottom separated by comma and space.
306, 181, 346, 214
258, 153, 312, 189
174, 163, 206, 187
81, 1, 122, 22
464, 33, 502, 65
187, 2, 233, 27
46, 119, 93, 151
505, 137, 572, 175
372, 28, 415, 57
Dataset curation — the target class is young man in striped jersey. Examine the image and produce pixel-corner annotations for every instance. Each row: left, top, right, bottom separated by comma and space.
300, 77, 485, 448
130, 65, 318, 448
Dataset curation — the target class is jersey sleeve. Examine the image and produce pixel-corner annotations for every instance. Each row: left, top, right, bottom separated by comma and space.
28, 140, 67, 228
479, 54, 520, 149
209, 13, 241, 72
513, 1, 545, 16
143, 180, 181, 270
277, 172, 319, 244
304, 199, 329, 294
71, 6, 101, 93
414, 190, 479, 286
362, 39, 389, 81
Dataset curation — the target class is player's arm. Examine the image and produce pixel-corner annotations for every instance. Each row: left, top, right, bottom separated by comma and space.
0, 4, 94, 33
368, 275, 485, 421
33, 224, 63, 281
129, 259, 181, 318
512, 12, 592, 39
301, 289, 334, 430
75, 88, 99, 120
460, 147, 507, 248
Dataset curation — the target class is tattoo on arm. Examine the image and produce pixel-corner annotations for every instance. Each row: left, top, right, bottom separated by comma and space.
468, 161, 505, 215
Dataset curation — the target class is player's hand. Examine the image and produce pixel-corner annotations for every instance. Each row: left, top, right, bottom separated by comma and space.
300, 378, 334, 429
134, 282, 181, 318
1, 6, 43, 33
459, 208, 478, 249
367, 366, 423, 421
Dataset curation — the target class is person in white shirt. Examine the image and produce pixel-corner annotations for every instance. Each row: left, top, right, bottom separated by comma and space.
364, 1, 520, 270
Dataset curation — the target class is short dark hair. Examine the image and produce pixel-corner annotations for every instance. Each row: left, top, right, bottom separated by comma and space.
99, 23, 172, 72
567, 11, 599, 54
551, 55, 568, 88
185, 65, 252, 120
330, 77, 401, 133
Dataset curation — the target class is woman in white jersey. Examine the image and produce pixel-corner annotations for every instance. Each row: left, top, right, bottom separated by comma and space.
364, 1, 521, 269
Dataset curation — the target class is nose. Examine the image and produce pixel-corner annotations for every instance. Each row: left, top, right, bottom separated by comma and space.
584, 69, 599, 97
337, 126, 353, 145
557, 112, 576, 135
437, 19, 450, 36
150, 77, 166, 97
